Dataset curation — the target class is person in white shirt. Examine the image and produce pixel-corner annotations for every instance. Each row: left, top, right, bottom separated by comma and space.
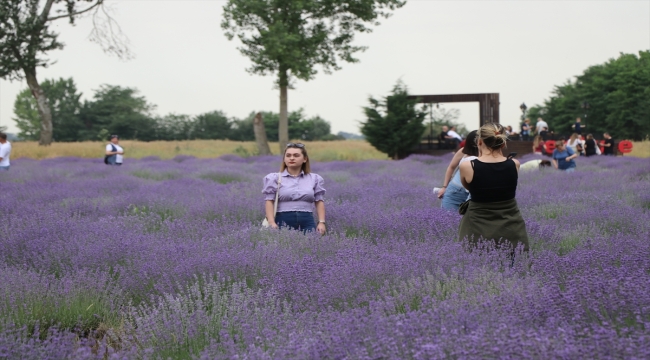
0, 133, 11, 171
535, 118, 548, 135
447, 126, 463, 142
444, 125, 463, 149
105, 135, 124, 165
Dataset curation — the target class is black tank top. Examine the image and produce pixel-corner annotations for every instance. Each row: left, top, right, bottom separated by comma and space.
585, 139, 596, 155
466, 159, 518, 203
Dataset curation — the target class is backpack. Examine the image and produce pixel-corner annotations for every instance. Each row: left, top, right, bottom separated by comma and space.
104, 144, 117, 165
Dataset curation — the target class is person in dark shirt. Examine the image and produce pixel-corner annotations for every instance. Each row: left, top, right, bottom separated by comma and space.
438, 125, 449, 149
458, 123, 529, 255
602, 132, 615, 155
572, 117, 586, 135
520, 119, 531, 141
584, 134, 598, 157
539, 127, 549, 141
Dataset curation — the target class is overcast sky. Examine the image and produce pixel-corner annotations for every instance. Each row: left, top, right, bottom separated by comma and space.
0, 0, 648, 136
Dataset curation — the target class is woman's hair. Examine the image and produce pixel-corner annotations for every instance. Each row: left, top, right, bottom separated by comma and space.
477, 123, 508, 151
586, 134, 594, 140
533, 135, 541, 148
281, 143, 311, 174
569, 133, 578, 142
462, 130, 479, 156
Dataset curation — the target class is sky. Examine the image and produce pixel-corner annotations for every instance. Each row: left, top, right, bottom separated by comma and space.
0, 0, 649, 136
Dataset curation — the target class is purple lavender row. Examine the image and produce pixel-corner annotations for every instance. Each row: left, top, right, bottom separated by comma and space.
0, 154, 648, 358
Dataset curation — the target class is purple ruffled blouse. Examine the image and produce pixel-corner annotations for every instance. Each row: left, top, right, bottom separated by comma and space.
262, 170, 326, 213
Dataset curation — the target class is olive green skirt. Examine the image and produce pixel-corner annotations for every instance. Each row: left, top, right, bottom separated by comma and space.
458, 198, 529, 251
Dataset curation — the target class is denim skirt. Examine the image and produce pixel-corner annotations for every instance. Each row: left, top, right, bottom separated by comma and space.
275, 211, 316, 233
441, 183, 470, 211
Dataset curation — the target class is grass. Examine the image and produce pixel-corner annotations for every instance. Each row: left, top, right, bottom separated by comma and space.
628, 138, 650, 158
0, 290, 121, 339
11, 139, 390, 162
10, 138, 650, 160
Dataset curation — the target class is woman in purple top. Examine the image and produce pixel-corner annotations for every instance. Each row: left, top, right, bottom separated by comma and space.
262, 143, 327, 235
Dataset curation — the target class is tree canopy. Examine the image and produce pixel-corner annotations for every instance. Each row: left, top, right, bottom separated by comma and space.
221, 0, 405, 152
361, 82, 428, 159
13, 78, 343, 142
527, 51, 650, 140
13, 77, 83, 141
0, 0, 129, 145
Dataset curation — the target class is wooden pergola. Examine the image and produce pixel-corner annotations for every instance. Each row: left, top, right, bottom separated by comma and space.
407, 93, 500, 126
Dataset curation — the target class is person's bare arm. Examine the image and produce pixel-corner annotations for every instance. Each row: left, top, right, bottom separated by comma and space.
438, 148, 465, 198
315, 201, 326, 235
265, 200, 278, 229
552, 158, 559, 169
459, 161, 473, 189
513, 158, 520, 172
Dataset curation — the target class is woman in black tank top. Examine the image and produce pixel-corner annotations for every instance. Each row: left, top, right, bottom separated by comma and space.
458, 123, 529, 253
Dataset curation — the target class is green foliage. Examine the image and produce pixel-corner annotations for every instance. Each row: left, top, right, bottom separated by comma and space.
0, 0, 64, 81
230, 109, 338, 141
79, 85, 157, 141
12, 78, 343, 142
221, 0, 405, 85
13, 78, 83, 141
361, 81, 428, 159
193, 111, 232, 140
222, 0, 405, 148
529, 51, 650, 140
154, 114, 194, 141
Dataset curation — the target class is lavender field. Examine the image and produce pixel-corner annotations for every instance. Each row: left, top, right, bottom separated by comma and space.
1, 154, 649, 359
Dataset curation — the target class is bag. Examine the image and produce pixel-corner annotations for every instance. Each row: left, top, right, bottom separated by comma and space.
458, 200, 470, 215
104, 144, 117, 165
262, 173, 282, 228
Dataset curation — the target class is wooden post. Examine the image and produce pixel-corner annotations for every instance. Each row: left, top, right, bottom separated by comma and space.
253, 112, 272, 156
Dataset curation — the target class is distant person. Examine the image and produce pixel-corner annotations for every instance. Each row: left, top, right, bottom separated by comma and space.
602, 132, 615, 155
520, 118, 531, 141
535, 118, 548, 134
532, 135, 547, 155
551, 140, 577, 172
262, 143, 326, 235
505, 125, 518, 139
438, 130, 479, 211
438, 126, 449, 149
584, 134, 599, 157
0, 133, 11, 171
572, 117, 586, 135
105, 135, 124, 166
458, 123, 529, 254
447, 126, 463, 148
520, 159, 552, 172
539, 127, 550, 141
567, 133, 584, 156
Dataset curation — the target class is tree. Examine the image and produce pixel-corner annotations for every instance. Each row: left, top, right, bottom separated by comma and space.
528, 51, 650, 140
221, 0, 405, 153
13, 77, 82, 141
193, 111, 232, 140
361, 82, 428, 159
0, 0, 130, 145
78, 85, 156, 141
229, 109, 320, 142
422, 107, 469, 139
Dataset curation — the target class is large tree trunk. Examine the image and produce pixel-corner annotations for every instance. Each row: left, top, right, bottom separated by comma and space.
253, 112, 272, 155
24, 69, 53, 145
278, 68, 289, 153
